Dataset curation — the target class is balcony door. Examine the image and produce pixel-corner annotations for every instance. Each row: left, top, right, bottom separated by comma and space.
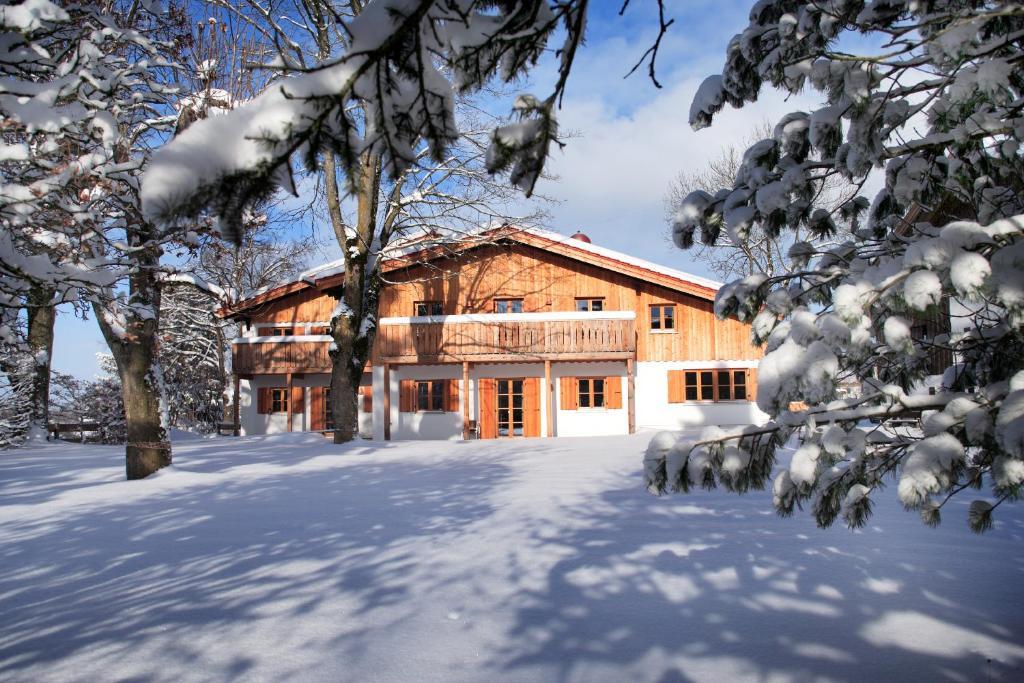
479, 378, 540, 438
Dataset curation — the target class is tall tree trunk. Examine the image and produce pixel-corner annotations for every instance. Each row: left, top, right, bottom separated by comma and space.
26, 285, 56, 436
326, 148, 382, 444
92, 209, 170, 478
95, 309, 170, 478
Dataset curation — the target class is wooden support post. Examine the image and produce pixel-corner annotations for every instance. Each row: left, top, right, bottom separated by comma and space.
462, 361, 470, 440
232, 374, 241, 436
544, 359, 553, 438
382, 363, 391, 441
286, 372, 293, 432
627, 358, 636, 434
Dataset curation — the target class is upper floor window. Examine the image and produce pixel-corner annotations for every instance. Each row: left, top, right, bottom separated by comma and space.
271, 388, 289, 413
577, 378, 605, 408
494, 298, 524, 314
650, 304, 675, 331
414, 301, 444, 316
575, 298, 604, 312
416, 380, 446, 411
271, 327, 294, 336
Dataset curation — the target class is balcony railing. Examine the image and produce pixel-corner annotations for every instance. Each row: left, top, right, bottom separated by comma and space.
232, 336, 332, 375
374, 311, 636, 363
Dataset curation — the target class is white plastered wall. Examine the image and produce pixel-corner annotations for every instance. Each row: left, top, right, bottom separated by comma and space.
634, 360, 769, 429
239, 373, 372, 437
552, 361, 629, 437
372, 361, 635, 440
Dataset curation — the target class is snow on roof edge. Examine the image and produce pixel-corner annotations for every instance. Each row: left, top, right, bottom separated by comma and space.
228, 225, 721, 313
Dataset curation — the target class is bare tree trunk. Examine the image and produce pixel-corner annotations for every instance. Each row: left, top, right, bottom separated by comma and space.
96, 310, 170, 478
326, 148, 382, 444
26, 285, 56, 435
92, 210, 170, 478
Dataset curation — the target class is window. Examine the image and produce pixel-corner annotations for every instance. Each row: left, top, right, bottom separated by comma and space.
670, 369, 749, 403
577, 378, 606, 408
494, 298, 524, 313
416, 380, 446, 411
271, 388, 289, 413
261, 327, 294, 336
575, 298, 604, 312
650, 305, 675, 331
414, 301, 444, 316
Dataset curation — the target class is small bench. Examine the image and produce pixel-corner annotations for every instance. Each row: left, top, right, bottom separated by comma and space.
48, 422, 100, 441
216, 422, 240, 436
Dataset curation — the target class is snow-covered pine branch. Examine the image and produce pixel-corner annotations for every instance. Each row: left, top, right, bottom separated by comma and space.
649, 1, 1024, 532
139, 0, 586, 241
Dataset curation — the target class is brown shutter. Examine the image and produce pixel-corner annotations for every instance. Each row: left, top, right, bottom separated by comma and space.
360, 385, 373, 413
257, 387, 271, 414
399, 380, 416, 412
291, 386, 304, 414
605, 376, 622, 409
667, 370, 684, 403
478, 378, 497, 439
310, 387, 326, 431
446, 379, 460, 413
747, 368, 757, 400
523, 378, 541, 437
559, 377, 577, 410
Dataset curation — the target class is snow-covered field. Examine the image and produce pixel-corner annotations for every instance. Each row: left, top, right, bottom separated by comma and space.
1, 433, 1022, 683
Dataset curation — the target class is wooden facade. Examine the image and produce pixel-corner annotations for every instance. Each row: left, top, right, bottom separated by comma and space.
231, 238, 760, 373
224, 229, 765, 440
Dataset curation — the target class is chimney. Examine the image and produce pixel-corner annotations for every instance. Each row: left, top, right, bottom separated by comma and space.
570, 231, 591, 243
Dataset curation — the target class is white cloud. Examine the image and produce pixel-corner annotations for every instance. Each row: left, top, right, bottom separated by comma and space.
527, 71, 824, 276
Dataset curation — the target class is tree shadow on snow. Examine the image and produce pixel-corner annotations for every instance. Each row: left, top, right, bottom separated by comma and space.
490, 479, 1024, 682
0, 436, 509, 681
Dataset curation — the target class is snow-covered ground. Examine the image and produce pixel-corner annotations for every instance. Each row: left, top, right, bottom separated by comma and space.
1, 433, 1022, 683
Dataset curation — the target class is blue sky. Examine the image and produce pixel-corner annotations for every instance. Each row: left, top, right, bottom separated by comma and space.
52, 0, 823, 379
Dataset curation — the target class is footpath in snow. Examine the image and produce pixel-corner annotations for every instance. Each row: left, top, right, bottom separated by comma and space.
1, 432, 1022, 682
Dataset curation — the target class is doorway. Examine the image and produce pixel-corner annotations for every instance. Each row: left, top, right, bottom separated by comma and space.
496, 379, 525, 437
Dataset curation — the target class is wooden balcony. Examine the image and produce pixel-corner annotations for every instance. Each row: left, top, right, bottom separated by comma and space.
232, 337, 332, 375
375, 312, 636, 364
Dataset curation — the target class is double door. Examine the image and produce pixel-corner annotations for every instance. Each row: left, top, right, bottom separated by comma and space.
479, 377, 540, 438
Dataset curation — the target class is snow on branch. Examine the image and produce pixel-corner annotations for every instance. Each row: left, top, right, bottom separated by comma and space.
656, 1, 1024, 532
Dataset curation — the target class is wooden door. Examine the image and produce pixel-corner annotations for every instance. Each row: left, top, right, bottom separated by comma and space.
479, 378, 497, 439
523, 377, 540, 437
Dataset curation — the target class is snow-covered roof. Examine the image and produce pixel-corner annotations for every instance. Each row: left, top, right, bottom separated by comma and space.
518, 226, 722, 292
219, 226, 721, 317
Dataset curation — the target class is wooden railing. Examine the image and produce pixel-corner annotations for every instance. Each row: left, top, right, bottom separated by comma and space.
233, 315, 637, 373
375, 314, 636, 363
232, 338, 332, 375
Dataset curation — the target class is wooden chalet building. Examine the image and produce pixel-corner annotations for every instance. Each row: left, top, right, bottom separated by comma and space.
220, 226, 767, 440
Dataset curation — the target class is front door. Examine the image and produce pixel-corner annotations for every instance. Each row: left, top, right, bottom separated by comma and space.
497, 379, 524, 437
479, 377, 540, 439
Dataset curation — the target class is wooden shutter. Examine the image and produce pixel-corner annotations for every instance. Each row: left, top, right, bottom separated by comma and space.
291, 386, 304, 414
667, 370, 685, 403
310, 387, 326, 431
478, 378, 497, 439
360, 385, 372, 413
746, 368, 757, 400
604, 376, 622, 409
399, 380, 416, 412
446, 379, 460, 413
559, 377, 577, 410
257, 387, 271, 414
523, 378, 541, 437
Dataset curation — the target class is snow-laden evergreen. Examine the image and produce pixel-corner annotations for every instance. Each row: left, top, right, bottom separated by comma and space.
157, 284, 225, 434
644, 1, 1024, 532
